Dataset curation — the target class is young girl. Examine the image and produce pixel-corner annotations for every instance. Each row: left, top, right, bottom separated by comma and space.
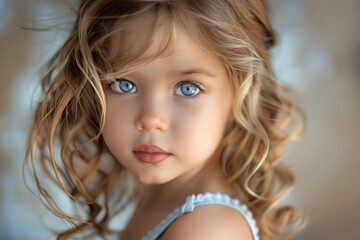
26, 0, 304, 239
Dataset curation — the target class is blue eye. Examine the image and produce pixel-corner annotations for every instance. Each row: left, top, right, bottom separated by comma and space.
110, 79, 137, 94
175, 82, 201, 97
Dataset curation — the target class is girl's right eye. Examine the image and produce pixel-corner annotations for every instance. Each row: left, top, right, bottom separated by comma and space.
109, 79, 137, 94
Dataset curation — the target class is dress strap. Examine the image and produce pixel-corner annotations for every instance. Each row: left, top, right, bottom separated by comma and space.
143, 192, 260, 240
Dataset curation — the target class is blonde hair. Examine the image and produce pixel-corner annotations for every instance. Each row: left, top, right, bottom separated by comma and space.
26, 0, 305, 239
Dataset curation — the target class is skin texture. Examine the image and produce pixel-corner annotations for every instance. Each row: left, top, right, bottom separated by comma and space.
161, 204, 253, 240
102, 24, 233, 186
102, 21, 253, 240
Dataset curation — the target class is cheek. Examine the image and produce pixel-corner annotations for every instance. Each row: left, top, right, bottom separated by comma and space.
173, 97, 231, 154
102, 99, 134, 145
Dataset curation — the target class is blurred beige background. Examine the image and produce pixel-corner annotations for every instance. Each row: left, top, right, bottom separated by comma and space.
1, 0, 359, 239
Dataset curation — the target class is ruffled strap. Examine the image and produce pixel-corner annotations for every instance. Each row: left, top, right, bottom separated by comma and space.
143, 192, 259, 240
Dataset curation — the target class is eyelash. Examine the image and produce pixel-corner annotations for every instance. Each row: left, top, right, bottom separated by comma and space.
103, 79, 204, 98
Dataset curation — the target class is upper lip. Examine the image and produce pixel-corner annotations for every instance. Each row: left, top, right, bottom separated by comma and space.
133, 144, 169, 154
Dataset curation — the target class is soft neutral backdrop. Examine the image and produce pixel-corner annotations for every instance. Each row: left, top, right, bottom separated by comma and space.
1, 0, 359, 239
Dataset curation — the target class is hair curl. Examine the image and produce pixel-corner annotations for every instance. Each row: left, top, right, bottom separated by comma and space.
26, 0, 305, 239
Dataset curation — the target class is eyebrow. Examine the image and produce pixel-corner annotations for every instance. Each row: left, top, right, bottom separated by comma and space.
178, 68, 217, 78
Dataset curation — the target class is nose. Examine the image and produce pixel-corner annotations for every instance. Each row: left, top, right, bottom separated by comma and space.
134, 96, 169, 132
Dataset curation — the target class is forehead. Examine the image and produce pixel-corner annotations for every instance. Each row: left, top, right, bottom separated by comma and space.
107, 8, 213, 72
110, 11, 172, 60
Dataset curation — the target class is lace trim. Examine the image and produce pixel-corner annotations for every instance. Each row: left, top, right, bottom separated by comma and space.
143, 192, 260, 240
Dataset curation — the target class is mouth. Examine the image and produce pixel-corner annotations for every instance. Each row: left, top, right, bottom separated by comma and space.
133, 144, 171, 164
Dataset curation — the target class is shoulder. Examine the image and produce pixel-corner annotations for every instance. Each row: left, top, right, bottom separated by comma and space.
161, 204, 254, 240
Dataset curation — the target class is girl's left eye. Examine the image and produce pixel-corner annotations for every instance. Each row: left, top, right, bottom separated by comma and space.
175, 82, 202, 97
109, 79, 137, 94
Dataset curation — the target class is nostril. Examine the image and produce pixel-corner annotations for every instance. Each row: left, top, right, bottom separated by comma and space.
134, 98, 169, 132
134, 115, 168, 132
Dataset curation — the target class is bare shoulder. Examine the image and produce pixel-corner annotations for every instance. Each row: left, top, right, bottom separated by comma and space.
161, 204, 254, 240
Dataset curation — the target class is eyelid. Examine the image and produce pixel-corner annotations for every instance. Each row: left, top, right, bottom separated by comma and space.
176, 80, 204, 89
104, 75, 133, 83
102, 78, 124, 86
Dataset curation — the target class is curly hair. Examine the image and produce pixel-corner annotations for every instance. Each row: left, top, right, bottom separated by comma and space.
26, 0, 305, 239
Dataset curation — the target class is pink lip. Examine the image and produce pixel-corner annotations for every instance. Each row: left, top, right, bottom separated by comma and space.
133, 144, 171, 164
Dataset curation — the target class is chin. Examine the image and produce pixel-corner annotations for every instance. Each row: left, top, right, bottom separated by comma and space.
137, 173, 174, 185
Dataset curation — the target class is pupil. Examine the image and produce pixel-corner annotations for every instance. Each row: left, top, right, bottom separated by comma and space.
121, 81, 132, 91
183, 84, 195, 95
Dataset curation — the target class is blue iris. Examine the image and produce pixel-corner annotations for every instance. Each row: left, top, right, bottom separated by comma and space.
176, 83, 200, 97
111, 79, 137, 93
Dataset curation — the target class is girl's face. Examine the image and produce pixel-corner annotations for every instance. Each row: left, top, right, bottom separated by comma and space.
102, 22, 233, 185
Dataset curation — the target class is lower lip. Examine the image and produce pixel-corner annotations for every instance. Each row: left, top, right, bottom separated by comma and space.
133, 152, 171, 164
